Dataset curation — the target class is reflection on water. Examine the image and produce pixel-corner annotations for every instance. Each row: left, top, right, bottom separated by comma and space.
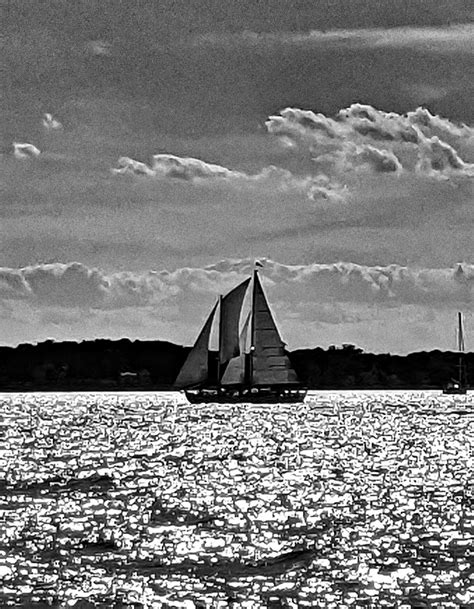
0, 390, 473, 608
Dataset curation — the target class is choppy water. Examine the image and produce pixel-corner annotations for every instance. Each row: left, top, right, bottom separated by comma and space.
0, 390, 473, 608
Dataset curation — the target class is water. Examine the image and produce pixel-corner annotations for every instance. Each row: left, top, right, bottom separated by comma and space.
0, 390, 473, 608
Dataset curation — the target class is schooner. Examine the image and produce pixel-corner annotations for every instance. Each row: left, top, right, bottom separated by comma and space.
174, 269, 307, 403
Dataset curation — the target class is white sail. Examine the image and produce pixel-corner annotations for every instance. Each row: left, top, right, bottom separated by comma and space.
251, 273, 299, 385
174, 302, 217, 389
219, 278, 250, 364
220, 312, 251, 386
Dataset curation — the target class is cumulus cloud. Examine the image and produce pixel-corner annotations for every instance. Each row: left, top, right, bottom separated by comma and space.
113, 154, 252, 181
347, 144, 402, 173
416, 134, 474, 178
0, 262, 177, 309
42, 113, 62, 130
152, 154, 237, 180
112, 157, 155, 177
12, 142, 41, 159
2, 259, 473, 352
206, 259, 474, 308
266, 104, 474, 180
1, 259, 472, 313
111, 106, 472, 218
112, 154, 348, 203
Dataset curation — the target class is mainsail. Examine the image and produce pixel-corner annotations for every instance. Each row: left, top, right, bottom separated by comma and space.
219, 278, 251, 364
251, 272, 299, 385
174, 302, 218, 389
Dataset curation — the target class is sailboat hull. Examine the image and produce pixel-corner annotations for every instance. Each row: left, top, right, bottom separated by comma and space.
184, 387, 307, 404
443, 386, 467, 395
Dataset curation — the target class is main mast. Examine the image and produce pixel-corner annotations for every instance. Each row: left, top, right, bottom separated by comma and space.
217, 294, 223, 385
249, 269, 257, 387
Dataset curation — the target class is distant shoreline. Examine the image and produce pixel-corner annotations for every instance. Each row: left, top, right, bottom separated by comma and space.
0, 338, 471, 392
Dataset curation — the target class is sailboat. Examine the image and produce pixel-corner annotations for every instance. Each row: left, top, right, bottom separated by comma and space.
174, 269, 307, 404
443, 312, 468, 395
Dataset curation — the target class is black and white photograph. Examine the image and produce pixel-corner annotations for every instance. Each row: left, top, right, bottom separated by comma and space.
0, 0, 473, 606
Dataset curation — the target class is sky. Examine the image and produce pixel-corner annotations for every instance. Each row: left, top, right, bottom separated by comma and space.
0, 0, 473, 353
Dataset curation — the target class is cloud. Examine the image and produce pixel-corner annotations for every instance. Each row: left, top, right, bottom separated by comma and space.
112, 157, 156, 177
152, 154, 238, 180
85, 40, 113, 57
177, 24, 474, 55
0, 262, 176, 309
269, 103, 474, 147
416, 134, 474, 178
346, 144, 402, 173
113, 154, 252, 181
112, 154, 348, 203
206, 259, 474, 308
1, 259, 472, 313
266, 104, 474, 180
42, 113, 62, 130
12, 142, 41, 159
1, 259, 473, 352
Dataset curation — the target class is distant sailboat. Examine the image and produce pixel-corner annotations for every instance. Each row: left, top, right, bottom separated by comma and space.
443, 312, 468, 395
174, 269, 307, 403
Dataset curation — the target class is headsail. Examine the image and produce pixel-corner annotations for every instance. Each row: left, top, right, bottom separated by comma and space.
174, 302, 217, 389
251, 272, 299, 385
219, 278, 250, 364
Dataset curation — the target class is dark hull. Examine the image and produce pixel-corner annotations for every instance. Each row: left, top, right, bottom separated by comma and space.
443, 386, 467, 395
184, 387, 307, 404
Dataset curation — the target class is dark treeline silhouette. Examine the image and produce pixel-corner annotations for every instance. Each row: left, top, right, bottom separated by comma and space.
0, 340, 471, 391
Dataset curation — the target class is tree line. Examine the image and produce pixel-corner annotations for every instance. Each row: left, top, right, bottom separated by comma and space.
0, 339, 471, 390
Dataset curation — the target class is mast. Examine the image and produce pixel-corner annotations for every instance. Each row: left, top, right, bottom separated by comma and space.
246, 269, 257, 386
217, 294, 223, 384
458, 312, 465, 352
457, 312, 465, 385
